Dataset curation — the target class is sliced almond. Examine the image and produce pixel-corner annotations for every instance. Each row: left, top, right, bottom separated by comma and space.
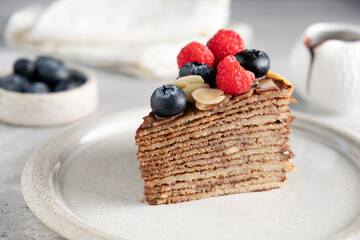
195, 101, 217, 111
173, 75, 204, 88
179, 75, 205, 84
173, 79, 189, 88
233, 88, 254, 101
195, 93, 231, 111
183, 83, 210, 102
255, 79, 278, 92
192, 88, 225, 105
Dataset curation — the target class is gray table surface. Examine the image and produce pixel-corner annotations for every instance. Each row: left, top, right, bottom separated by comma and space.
1, 1, 360, 239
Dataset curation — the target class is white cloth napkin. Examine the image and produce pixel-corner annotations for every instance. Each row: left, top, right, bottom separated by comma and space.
4, 0, 253, 79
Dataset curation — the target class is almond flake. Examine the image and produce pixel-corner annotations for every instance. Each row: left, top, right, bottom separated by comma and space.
255, 79, 278, 92
192, 88, 225, 105
183, 83, 210, 102
195, 101, 217, 111
173, 75, 204, 88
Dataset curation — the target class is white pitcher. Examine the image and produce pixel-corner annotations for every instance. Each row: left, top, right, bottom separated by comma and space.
290, 22, 360, 114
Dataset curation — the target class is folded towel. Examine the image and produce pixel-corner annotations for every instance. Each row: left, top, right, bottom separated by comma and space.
5, 0, 253, 79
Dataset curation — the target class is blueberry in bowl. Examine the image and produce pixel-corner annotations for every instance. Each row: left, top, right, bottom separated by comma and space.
33, 60, 70, 87
34, 56, 64, 68
14, 59, 34, 80
54, 69, 88, 92
27, 82, 50, 94
0, 74, 30, 92
0, 56, 98, 126
0, 56, 88, 94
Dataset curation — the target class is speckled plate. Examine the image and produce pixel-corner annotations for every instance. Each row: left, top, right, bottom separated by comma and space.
21, 109, 360, 240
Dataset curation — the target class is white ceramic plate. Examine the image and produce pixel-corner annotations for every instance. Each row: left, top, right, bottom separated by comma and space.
22, 109, 360, 240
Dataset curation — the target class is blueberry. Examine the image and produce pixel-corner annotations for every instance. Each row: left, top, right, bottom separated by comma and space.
235, 49, 270, 78
26, 82, 50, 94
54, 80, 81, 92
0, 74, 30, 92
34, 60, 70, 86
179, 62, 216, 86
14, 58, 34, 79
150, 85, 187, 117
34, 56, 63, 67
69, 69, 87, 85
53, 69, 86, 92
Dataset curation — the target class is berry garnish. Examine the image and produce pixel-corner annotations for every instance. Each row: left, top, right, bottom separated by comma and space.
216, 55, 254, 95
235, 49, 270, 78
206, 29, 245, 66
179, 62, 216, 86
34, 60, 70, 87
27, 82, 50, 94
177, 41, 214, 69
150, 85, 187, 117
0, 74, 30, 92
14, 58, 34, 79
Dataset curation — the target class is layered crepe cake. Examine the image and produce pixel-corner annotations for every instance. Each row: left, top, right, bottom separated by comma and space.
135, 29, 296, 205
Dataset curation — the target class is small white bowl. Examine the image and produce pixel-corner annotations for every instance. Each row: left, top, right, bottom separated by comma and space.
0, 65, 98, 126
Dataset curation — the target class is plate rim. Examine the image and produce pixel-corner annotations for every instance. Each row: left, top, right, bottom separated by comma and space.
21, 108, 360, 240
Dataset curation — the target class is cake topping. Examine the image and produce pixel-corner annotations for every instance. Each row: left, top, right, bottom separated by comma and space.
235, 49, 270, 78
255, 79, 278, 92
173, 75, 204, 88
195, 93, 231, 111
206, 29, 245, 66
150, 85, 187, 117
149, 29, 278, 115
183, 83, 210, 102
216, 55, 255, 95
177, 41, 214, 69
192, 88, 225, 105
173, 75, 210, 102
179, 62, 216, 86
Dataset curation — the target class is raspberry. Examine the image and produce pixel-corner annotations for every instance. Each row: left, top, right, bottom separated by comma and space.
206, 29, 245, 66
177, 41, 214, 69
216, 55, 254, 95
